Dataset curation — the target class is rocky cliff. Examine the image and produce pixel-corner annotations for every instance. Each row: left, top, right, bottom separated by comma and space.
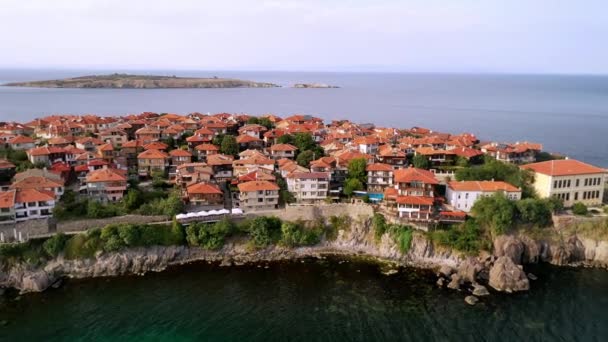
2, 214, 608, 295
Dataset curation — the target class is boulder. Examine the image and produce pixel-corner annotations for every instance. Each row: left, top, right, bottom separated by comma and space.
438, 265, 454, 277
457, 257, 483, 283
20, 271, 52, 293
436, 278, 445, 287
493, 235, 524, 264
527, 273, 538, 281
447, 274, 462, 290
472, 284, 490, 296
464, 295, 479, 305
488, 256, 530, 292
520, 236, 541, 263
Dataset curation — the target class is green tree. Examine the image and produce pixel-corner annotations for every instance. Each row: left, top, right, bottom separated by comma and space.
123, 189, 143, 211
572, 202, 588, 216
277, 134, 294, 145
343, 178, 363, 197
212, 133, 225, 146
296, 150, 315, 168
515, 198, 552, 227
220, 135, 239, 156
412, 154, 430, 169
347, 158, 367, 183
455, 156, 470, 167
471, 193, 515, 237
372, 213, 388, 242
247, 216, 282, 248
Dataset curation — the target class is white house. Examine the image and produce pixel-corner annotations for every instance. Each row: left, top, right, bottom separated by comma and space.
286, 172, 330, 203
446, 180, 521, 212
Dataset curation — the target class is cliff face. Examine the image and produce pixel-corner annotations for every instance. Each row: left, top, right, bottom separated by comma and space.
2, 215, 607, 294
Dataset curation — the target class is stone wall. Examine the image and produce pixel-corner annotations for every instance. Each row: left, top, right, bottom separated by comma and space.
268, 204, 374, 222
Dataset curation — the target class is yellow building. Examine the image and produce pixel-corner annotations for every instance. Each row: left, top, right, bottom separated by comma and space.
522, 159, 606, 207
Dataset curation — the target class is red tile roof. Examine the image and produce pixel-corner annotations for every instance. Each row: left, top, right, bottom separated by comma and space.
448, 181, 520, 192
187, 182, 223, 195
137, 149, 169, 159
169, 149, 193, 157
15, 188, 55, 203
521, 159, 605, 176
396, 196, 435, 205
394, 167, 438, 184
86, 168, 127, 183
237, 180, 280, 192
269, 143, 297, 152
366, 163, 393, 172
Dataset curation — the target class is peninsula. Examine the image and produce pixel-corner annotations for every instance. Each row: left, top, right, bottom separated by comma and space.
3, 74, 280, 89
0, 112, 606, 304
293, 83, 339, 88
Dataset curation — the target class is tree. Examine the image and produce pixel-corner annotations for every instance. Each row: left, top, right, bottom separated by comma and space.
572, 202, 588, 216
343, 178, 363, 197
42, 233, 69, 257
347, 158, 367, 183
293, 133, 317, 151
212, 133, 225, 146
471, 193, 515, 238
296, 150, 315, 168
455, 156, 470, 168
515, 198, 552, 227
277, 134, 294, 145
220, 135, 239, 156
412, 154, 430, 169
123, 189, 143, 211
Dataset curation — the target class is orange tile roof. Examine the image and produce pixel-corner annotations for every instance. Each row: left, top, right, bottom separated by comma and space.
366, 163, 393, 172
187, 182, 223, 195
269, 143, 297, 151
0, 159, 16, 169
521, 159, 605, 176
143, 142, 169, 150
86, 168, 127, 183
237, 180, 280, 192
448, 181, 520, 192
195, 143, 220, 151
0, 190, 16, 208
234, 156, 275, 165
15, 188, 55, 203
206, 154, 234, 166
169, 149, 193, 157
394, 167, 438, 184
137, 149, 169, 159
396, 196, 435, 205
238, 170, 276, 182
415, 147, 455, 156
8, 135, 35, 144
236, 135, 262, 143
11, 176, 64, 190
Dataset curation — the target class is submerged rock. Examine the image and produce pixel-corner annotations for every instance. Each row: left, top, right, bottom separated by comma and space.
464, 295, 479, 305
472, 284, 490, 296
20, 271, 52, 293
527, 273, 538, 281
488, 256, 530, 293
436, 277, 446, 287
447, 274, 462, 290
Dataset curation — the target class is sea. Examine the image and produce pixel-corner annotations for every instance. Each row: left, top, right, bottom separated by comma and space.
0, 69, 607, 167
0, 69, 608, 341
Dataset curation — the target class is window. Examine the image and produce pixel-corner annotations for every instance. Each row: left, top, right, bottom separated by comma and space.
574, 192, 578, 200
554, 180, 558, 188
584, 179, 588, 186
583, 192, 587, 200
465, 193, 469, 199
258, 198, 263, 203
567, 180, 571, 188
29, 210, 38, 215
0, 208, 9, 213
576, 179, 580, 187
28, 202, 36, 207
566, 193, 570, 201
258, 191, 264, 195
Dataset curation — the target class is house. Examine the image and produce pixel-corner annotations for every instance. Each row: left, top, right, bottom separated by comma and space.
75, 136, 104, 152
26, 146, 67, 165
233, 155, 275, 177
352, 136, 380, 155
14, 189, 56, 222
269, 143, 297, 160
186, 182, 224, 206
169, 149, 193, 166
7, 135, 35, 150
481, 142, 542, 164
85, 168, 128, 202
393, 167, 439, 221
135, 127, 161, 144
11, 175, 64, 198
120, 140, 145, 171
366, 163, 394, 194
238, 124, 267, 138
0, 190, 16, 224
286, 172, 330, 203
446, 181, 522, 212
237, 181, 280, 212
195, 143, 219, 162
175, 163, 214, 190
521, 159, 606, 207
97, 143, 115, 163
414, 147, 456, 166
236, 134, 264, 150
376, 145, 407, 168
206, 154, 234, 181
98, 128, 128, 147
47, 136, 72, 148
137, 149, 169, 177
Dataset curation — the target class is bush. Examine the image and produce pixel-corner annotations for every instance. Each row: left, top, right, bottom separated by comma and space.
471, 193, 515, 237
572, 202, 588, 216
430, 219, 483, 255
372, 213, 388, 242
247, 216, 282, 248
515, 198, 553, 227
42, 233, 69, 257
187, 218, 234, 250
280, 221, 321, 247
64, 234, 97, 259
388, 225, 413, 253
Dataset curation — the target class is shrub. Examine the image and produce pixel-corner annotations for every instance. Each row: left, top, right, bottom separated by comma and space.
471, 193, 515, 237
64, 234, 97, 259
42, 233, 69, 257
388, 225, 413, 253
372, 213, 388, 242
247, 216, 282, 248
515, 198, 553, 227
572, 202, 588, 216
430, 219, 483, 255
280, 221, 320, 247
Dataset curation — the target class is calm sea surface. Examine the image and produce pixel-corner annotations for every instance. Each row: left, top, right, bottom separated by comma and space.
0, 69, 607, 167
1, 259, 607, 341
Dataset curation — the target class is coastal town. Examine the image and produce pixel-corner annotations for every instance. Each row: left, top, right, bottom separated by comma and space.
0, 112, 606, 240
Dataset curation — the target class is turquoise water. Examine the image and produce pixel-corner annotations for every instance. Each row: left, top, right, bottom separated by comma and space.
1, 70, 607, 167
1, 258, 607, 341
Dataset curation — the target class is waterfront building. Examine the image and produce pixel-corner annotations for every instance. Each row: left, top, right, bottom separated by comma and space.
446, 180, 522, 212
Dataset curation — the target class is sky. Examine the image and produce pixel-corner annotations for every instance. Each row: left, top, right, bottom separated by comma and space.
1, 0, 607, 74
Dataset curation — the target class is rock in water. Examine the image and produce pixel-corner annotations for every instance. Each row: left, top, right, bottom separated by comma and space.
488, 256, 530, 292
20, 271, 52, 293
436, 278, 445, 287
465, 295, 479, 305
447, 274, 462, 290
438, 265, 454, 277
527, 273, 538, 281
472, 284, 490, 296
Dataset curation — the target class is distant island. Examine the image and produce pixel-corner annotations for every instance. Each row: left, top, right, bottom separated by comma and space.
3, 73, 280, 89
293, 83, 339, 88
